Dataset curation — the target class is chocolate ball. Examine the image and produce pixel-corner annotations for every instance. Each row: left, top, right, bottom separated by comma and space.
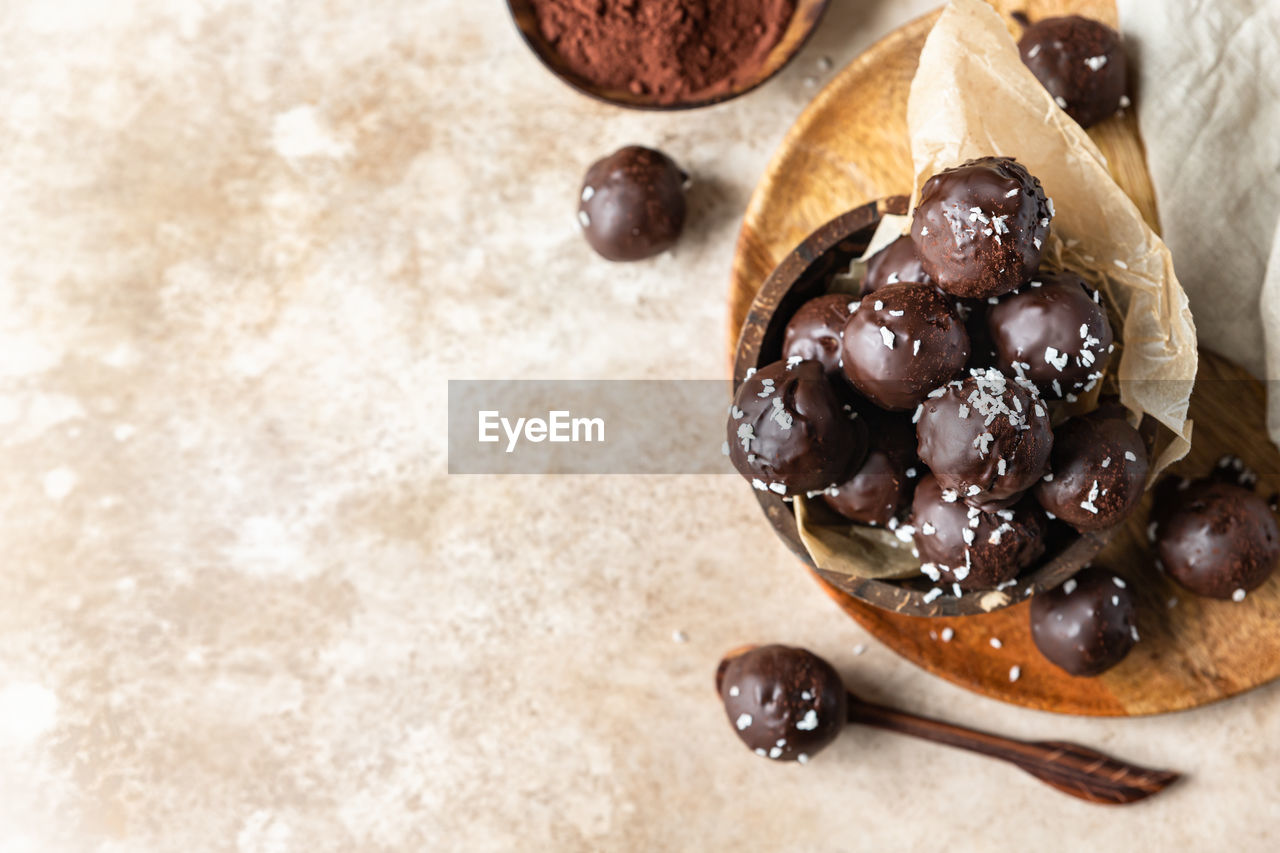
783, 294, 853, 380
821, 412, 920, 527
840, 283, 970, 411
1035, 413, 1148, 531
578, 146, 687, 261
910, 473, 1046, 590
718, 645, 846, 763
988, 270, 1113, 400
915, 368, 1054, 510
862, 235, 932, 294
1153, 480, 1280, 600
910, 157, 1052, 299
1030, 567, 1137, 676
727, 359, 867, 497
1019, 16, 1129, 129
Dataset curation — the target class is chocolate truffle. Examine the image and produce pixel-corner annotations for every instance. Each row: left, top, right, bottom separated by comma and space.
1019, 16, 1129, 129
727, 359, 867, 497
782, 294, 853, 379
988, 271, 1113, 400
821, 412, 919, 527
1030, 567, 1137, 676
1035, 413, 1148, 531
915, 368, 1054, 510
718, 645, 846, 763
862, 235, 932, 294
910, 157, 1052, 299
910, 473, 1046, 590
1152, 480, 1280, 600
840, 283, 970, 411
578, 146, 687, 261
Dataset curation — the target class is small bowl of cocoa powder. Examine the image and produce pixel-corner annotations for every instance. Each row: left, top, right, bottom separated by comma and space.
508, 0, 830, 110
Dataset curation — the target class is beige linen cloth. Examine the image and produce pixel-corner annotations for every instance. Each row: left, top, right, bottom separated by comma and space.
1117, 0, 1280, 444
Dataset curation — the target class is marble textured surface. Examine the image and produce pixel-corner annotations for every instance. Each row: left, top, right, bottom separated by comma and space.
1, 0, 1278, 850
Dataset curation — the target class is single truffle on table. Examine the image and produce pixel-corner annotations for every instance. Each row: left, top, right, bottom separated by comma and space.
727, 359, 867, 497
839, 282, 971, 411
578, 146, 687, 261
987, 270, 1114, 401
1019, 16, 1129, 129
821, 411, 920, 527
910, 157, 1052, 299
1035, 412, 1148, 531
862, 235, 932, 294
717, 645, 846, 763
915, 367, 1054, 510
782, 294, 854, 379
1152, 479, 1280, 600
910, 473, 1046, 591
1030, 567, 1138, 676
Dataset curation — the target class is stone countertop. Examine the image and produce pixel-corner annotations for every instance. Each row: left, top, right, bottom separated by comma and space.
1, 0, 1277, 850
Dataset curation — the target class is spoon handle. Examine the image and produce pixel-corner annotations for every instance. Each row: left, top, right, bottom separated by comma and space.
847, 694, 1180, 805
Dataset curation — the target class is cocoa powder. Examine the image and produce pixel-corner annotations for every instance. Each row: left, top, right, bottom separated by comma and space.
531, 0, 797, 105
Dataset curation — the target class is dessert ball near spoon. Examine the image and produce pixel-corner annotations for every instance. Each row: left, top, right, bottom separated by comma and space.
718, 644, 846, 763
1031, 567, 1138, 676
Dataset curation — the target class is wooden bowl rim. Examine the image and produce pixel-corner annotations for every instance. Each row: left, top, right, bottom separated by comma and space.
732, 196, 1125, 618
504, 0, 832, 111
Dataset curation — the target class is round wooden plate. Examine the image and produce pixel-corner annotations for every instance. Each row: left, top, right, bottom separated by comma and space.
726, 0, 1280, 715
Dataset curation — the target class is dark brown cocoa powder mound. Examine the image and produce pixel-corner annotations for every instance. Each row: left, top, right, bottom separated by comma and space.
531, 0, 796, 105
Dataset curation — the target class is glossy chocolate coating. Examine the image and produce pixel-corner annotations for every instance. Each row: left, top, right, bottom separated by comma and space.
1030, 567, 1137, 676
783, 294, 853, 379
727, 359, 867, 497
915, 367, 1054, 510
1019, 16, 1128, 129
910, 473, 1046, 590
862, 235, 932, 295
839, 283, 970, 411
988, 271, 1113, 400
718, 645, 846, 763
1153, 480, 1280, 600
910, 157, 1052, 298
1035, 413, 1148, 531
578, 146, 687, 261
821, 411, 919, 527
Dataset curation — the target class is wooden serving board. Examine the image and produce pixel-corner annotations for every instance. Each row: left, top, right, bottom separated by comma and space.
726, 0, 1280, 715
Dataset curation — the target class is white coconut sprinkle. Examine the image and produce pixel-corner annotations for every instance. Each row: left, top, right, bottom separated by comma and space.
578, 210, 591, 227
1009, 665, 1021, 683
1064, 579, 1078, 595
1101, 457, 1111, 468
913, 340, 921, 356
581, 186, 595, 201
923, 587, 943, 603
952, 583, 963, 598
941, 489, 959, 503
852, 644, 867, 656
1084, 55, 1108, 71
1080, 480, 1100, 514
1233, 588, 1247, 602
874, 300, 884, 311
920, 226, 929, 236
990, 637, 1002, 649
736, 713, 753, 730
1005, 188, 1019, 198
796, 710, 819, 731
769, 482, 786, 495
1113, 577, 1126, 588
1120, 95, 1131, 108
941, 627, 955, 642
880, 326, 895, 349
797, 753, 810, 764
1028, 44, 1041, 58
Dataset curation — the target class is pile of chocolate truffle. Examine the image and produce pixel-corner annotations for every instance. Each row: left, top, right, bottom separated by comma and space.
728, 155, 1150, 603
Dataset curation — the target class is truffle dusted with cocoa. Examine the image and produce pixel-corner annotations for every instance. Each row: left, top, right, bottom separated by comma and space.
726, 359, 867, 497
578, 146, 687, 261
783, 294, 854, 380
1035, 413, 1148, 531
915, 368, 1054, 510
862, 235, 932, 294
718, 645, 846, 763
1030, 567, 1138, 676
988, 271, 1113, 400
839, 283, 971, 411
910, 473, 1046, 591
1019, 16, 1129, 129
1152, 480, 1280, 600
910, 157, 1053, 299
